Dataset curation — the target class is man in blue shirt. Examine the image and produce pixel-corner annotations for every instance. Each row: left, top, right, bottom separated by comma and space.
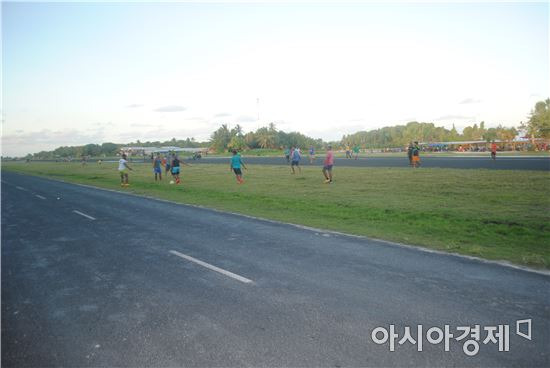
290, 146, 302, 174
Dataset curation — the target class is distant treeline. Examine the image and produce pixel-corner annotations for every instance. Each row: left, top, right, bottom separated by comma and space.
21, 99, 550, 158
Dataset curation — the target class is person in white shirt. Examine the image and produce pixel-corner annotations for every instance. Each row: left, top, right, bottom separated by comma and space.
118, 153, 133, 187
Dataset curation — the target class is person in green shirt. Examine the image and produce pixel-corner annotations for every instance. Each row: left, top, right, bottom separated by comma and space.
230, 150, 247, 184
353, 145, 360, 160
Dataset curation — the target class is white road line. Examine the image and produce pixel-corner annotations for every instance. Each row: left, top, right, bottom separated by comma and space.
15, 186, 27, 191
169, 250, 253, 284
72, 210, 96, 221
35, 194, 46, 200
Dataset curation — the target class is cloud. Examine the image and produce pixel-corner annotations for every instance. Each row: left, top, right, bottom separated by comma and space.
435, 115, 476, 121
235, 115, 257, 122
2, 128, 107, 156
130, 123, 160, 128
214, 113, 231, 118
92, 121, 114, 127
185, 117, 208, 123
154, 105, 186, 112
126, 103, 143, 108
459, 98, 481, 104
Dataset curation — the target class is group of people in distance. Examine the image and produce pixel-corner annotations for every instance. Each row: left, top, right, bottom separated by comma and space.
344, 145, 360, 159
117, 152, 191, 187
152, 153, 191, 184
117, 146, 337, 187
282, 146, 333, 182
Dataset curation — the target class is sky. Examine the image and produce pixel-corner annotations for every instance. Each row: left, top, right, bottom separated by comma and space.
2, 1, 549, 156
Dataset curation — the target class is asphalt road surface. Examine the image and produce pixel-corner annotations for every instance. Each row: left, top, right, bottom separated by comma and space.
192, 155, 550, 171
2, 171, 549, 367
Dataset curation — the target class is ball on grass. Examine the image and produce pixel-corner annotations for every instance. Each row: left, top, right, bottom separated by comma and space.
169, 180, 174, 184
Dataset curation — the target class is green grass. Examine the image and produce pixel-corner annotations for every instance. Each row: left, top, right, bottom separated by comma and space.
3, 161, 549, 269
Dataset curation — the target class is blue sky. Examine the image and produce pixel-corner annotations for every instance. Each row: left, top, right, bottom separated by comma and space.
2, 1, 548, 156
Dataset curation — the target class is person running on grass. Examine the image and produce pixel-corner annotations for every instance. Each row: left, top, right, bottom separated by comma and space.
152, 154, 162, 181
322, 145, 334, 183
118, 153, 133, 187
491, 141, 497, 160
171, 155, 190, 185
290, 146, 302, 174
230, 150, 247, 184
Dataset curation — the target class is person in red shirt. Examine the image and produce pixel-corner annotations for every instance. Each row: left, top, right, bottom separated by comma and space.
322, 145, 334, 184
491, 142, 497, 160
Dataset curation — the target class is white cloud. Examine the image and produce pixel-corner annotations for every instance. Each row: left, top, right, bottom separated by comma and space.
154, 105, 186, 112
459, 98, 482, 104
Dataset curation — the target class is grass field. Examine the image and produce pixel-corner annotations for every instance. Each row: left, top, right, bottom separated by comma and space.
3, 161, 549, 269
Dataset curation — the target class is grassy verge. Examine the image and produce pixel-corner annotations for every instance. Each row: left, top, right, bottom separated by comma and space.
3, 161, 549, 269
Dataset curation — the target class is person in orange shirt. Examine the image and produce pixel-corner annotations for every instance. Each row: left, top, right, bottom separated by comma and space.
491, 142, 497, 160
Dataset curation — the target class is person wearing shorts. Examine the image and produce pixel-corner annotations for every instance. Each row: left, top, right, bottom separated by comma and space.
323, 146, 334, 183
170, 155, 190, 184
153, 154, 162, 181
290, 146, 302, 174
353, 145, 360, 160
412, 141, 421, 168
165, 154, 172, 174
491, 142, 497, 160
284, 147, 290, 163
118, 153, 132, 187
407, 142, 414, 166
230, 150, 247, 184
309, 146, 315, 164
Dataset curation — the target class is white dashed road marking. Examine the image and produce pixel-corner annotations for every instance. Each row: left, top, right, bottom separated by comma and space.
35, 195, 46, 200
16, 186, 27, 191
72, 210, 96, 221
169, 250, 254, 284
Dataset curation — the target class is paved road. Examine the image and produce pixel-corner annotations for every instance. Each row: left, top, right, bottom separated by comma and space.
192, 155, 550, 171
2, 171, 549, 367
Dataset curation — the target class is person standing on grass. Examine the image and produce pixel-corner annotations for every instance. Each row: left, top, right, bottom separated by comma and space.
165, 154, 172, 174
491, 141, 497, 160
230, 150, 247, 184
345, 145, 352, 159
411, 141, 421, 168
118, 153, 133, 187
309, 146, 315, 164
152, 154, 162, 181
322, 145, 334, 183
407, 142, 414, 166
290, 146, 302, 174
171, 155, 190, 185
284, 147, 291, 163
353, 145, 360, 160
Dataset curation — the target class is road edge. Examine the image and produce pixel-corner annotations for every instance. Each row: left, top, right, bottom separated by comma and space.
3, 171, 550, 277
